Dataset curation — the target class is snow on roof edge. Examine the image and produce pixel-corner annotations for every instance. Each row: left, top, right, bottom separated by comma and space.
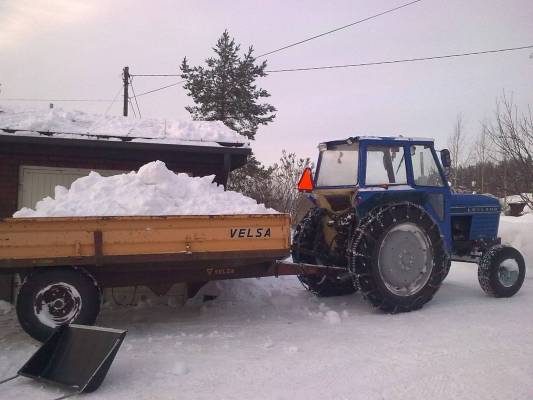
0, 106, 250, 148
0, 128, 250, 149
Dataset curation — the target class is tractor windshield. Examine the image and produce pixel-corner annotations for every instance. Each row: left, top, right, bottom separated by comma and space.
315, 142, 359, 187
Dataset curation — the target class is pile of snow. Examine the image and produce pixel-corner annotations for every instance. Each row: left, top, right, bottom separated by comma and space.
0, 107, 246, 145
13, 161, 276, 218
192, 276, 301, 308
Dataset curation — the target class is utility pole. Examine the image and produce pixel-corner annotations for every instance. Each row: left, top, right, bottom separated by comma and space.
122, 66, 129, 117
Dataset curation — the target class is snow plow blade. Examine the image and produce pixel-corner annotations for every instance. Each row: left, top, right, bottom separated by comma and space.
15, 324, 126, 397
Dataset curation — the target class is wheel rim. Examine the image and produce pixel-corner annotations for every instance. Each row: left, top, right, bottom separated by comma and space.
497, 258, 520, 287
34, 282, 82, 328
378, 223, 433, 296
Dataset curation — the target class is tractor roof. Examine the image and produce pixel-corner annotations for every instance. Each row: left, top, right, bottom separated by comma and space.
321, 136, 435, 147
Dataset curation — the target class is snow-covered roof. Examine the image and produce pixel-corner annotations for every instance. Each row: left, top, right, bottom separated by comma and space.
356, 136, 434, 142
319, 136, 435, 149
0, 107, 248, 148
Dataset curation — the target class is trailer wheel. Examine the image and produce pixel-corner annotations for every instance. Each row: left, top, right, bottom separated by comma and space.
478, 245, 525, 297
16, 268, 101, 342
350, 203, 447, 313
293, 208, 357, 297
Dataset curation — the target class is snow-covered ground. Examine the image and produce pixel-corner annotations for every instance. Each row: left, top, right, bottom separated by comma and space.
0, 262, 531, 400
13, 161, 275, 217
1, 216, 531, 399
0, 107, 246, 146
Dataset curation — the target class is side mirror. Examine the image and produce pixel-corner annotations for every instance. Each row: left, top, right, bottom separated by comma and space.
440, 149, 451, 169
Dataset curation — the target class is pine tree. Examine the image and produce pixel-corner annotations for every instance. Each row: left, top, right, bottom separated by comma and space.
180, 31, 276, 139
228, 154, 275, 206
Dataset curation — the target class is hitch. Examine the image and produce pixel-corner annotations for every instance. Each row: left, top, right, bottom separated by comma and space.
274, 260, 348, 277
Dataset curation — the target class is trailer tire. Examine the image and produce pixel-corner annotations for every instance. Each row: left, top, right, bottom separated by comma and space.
350, 203, 447, 313
293, 207, 357, 297
16, 268, 101, 342
478, 245, 525, 298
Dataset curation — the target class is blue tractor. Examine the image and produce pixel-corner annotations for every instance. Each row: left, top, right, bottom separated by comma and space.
293, 136, 526, 312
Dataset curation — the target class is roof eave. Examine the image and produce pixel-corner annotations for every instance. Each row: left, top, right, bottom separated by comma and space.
0, 134, 251, 156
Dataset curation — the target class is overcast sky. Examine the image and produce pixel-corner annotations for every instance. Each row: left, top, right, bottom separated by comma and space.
1, 0, 532, 165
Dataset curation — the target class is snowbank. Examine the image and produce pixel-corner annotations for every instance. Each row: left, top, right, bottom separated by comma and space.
0, 300, 12, 315
0, 107, 246, 145
13, 161, 276, 217
499, 214, 533, 266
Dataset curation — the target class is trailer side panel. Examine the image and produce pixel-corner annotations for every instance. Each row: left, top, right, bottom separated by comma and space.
0, 214, 290, 269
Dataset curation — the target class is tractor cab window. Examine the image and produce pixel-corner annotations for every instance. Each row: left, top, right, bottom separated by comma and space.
365, 145, 407, 186
410, 145, 445, 187
315, 143, 359, 187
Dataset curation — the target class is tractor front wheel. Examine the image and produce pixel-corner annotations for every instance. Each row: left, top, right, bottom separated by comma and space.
478, 245, 525, 297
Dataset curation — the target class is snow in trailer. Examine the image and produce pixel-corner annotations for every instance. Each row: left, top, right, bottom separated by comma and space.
13, 161, 276, 218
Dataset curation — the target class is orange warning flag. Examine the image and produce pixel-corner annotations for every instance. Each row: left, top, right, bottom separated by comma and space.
297, 167, 314, 192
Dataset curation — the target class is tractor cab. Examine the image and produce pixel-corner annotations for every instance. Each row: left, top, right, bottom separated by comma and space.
298, 136, 501, 256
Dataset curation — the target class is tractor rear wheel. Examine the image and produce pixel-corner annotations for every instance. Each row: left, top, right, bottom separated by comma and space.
292, 208, 357, 297
478, 245, 525, 297
350, 203, 447, 312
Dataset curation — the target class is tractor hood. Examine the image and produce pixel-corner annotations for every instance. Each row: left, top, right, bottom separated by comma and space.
449, 193, 500, 242
449, 193, 500, 214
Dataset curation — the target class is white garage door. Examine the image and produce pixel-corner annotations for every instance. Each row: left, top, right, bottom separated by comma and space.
18, 165, 129, 209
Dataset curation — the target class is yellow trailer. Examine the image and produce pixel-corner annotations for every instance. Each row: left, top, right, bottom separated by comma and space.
0, 214, 295, 341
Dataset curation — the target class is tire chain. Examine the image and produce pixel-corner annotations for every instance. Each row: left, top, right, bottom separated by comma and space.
349, 202, 448, 313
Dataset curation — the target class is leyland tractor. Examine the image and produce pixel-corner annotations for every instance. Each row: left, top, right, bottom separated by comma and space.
293, 136, 526, 312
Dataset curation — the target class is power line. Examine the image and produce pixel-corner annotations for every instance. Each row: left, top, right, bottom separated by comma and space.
0, 80, 183, 106
0, 97, 113, 102
130, 74, 181, 77
87, 86, 124, 134
126, 1, 422, 86
102, 86, 123, 116
131, 80, 184, 98
256, 0, 424, 58
266, 44, 533, 73
129, 78, 142, 118
7, 42, 528, 106
128, 98, 138, 118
